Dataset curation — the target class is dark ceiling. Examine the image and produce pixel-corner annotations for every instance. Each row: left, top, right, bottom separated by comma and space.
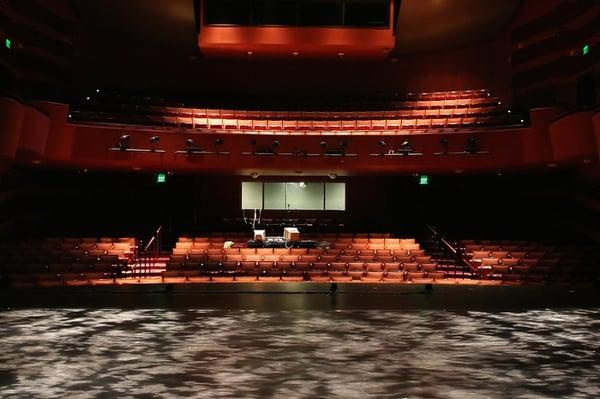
67, 0, 521, 98
395, 0, 521, 53
71, 0, 521, 55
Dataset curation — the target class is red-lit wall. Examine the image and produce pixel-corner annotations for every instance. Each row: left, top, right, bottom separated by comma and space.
0, 97, 25, 171
549, 110, 597, 162
593, 109, 600, 158
73, 38, 512, 101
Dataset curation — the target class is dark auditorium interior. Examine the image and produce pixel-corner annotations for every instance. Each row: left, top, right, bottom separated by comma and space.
0, 0, 599, 397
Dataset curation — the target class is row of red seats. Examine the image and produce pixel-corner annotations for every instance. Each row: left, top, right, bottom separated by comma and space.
3, 262, 123, 274
167, 260, 438, 273
171, 250, 427, 262
155, 105, 495, 120
161, 270, 447, 283
8, 273, 118, 288
144, 115, 498, 132
407, 89, 491, 100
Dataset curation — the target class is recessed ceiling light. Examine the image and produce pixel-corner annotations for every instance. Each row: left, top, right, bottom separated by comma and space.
292, 51, 299, 56
247, 51, 253, 56
337, 52, 344, 57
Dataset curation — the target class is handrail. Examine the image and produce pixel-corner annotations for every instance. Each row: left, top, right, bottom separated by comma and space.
135, 224, 163, 278
143, 235, 156, 253
426, 224, 458, 254
441, 237, 457, 254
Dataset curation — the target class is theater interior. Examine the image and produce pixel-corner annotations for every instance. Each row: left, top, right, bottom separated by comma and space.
0, 0, 599, 397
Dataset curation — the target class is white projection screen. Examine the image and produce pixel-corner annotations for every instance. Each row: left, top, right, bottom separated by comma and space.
325, 183, 345, 210
241, 182, 345, 210
285, 182, 324, 210
264, 182, 286, 210
241, 182, 263, 209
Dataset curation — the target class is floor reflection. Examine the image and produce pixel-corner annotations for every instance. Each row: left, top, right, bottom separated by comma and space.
1, 308, 599, 398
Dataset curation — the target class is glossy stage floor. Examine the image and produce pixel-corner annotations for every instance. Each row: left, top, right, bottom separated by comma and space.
1, 285, 599, 398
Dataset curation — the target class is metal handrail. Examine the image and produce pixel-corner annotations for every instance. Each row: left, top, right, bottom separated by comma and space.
135, 225, 163, 278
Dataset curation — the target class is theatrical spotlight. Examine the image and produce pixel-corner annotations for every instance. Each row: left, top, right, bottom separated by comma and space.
320, 141, 328, 151
465, 137, 479, 154
439, 137, 449, 154
377, 139, 387, 155
399, 140, 412, 155
272, 140, 280, 153
214, 137, 224, 153
185, 138, 198, 153
328, 173, 337, 180
149, 136, 160, 151
250, 172, 260, 179
118, 134, 130, 151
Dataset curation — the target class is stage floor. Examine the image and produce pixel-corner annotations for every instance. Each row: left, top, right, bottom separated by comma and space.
2, 283, 600, 310
1, 306, 599, 398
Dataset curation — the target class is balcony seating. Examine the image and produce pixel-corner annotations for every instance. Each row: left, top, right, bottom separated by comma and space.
71, 89, 513, 134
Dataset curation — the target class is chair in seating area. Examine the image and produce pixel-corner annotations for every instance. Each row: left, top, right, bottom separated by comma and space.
403, 263, 420, 272
361, 272, 384, 282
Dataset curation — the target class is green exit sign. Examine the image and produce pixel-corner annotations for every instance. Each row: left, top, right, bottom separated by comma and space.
582, 43, 589, 55
419, 175, 429, 185
156, 172, 167, 184
5, 38, 11, 49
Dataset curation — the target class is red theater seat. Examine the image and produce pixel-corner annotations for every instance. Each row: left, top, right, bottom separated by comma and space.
384, 262, 401, 272
361, 272, 384, 282
403, 263, 420, 272
384, 271, 404, 282
406, 272, 426, 281
420, 263, 438, 272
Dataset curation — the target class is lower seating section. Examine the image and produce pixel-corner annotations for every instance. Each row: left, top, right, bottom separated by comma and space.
462, 240, 599, 285
165, 234, 445, 283
0, 237, 135, 288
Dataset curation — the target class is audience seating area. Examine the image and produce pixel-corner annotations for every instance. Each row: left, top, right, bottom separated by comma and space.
71, 89, 518, 134
163, 234, 447, 283
2, 234, 596, 288
462, 240, 599, 285
0, 237, 135, 288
